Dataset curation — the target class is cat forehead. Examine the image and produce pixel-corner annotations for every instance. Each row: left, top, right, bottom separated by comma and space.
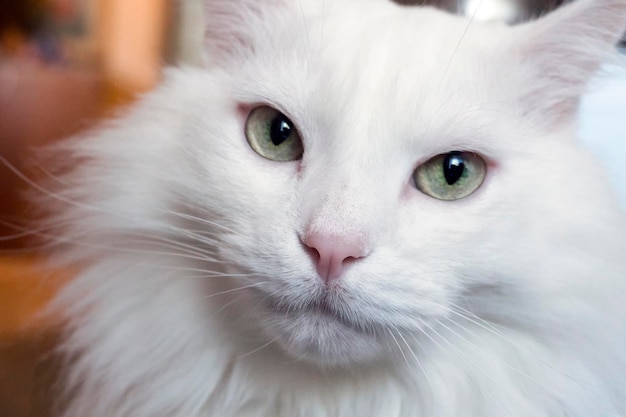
233, 2, 518, 151
244, 3, 512, 91
311, 7, 514, 125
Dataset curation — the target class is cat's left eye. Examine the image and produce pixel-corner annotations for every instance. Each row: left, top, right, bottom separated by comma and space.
413, 151, 486, 201
245, 106, 304, 161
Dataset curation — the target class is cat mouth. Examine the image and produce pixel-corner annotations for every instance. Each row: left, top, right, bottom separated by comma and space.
261, 292, 376, 335
256, 290, 390, 365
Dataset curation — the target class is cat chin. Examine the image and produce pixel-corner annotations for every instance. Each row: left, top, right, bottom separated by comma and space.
261, 307, 389, 367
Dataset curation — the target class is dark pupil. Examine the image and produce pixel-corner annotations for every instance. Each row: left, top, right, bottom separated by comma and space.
269, 114, 292, 146
443, 152, 465, 185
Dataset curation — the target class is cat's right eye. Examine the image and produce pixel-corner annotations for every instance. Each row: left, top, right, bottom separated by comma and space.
245, 106, 304, 161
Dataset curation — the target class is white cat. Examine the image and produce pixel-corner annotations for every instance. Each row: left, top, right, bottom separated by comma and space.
44, 0, 626, 416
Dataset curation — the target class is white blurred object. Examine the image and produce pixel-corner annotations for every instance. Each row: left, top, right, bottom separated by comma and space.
464, 0, 519, 22
578, 58, 626, 208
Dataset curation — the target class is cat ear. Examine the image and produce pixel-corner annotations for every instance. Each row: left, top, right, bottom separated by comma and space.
202, 0, 286, 65
513, 0, 626, 126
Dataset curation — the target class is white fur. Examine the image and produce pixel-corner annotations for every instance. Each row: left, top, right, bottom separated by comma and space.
46, 0, 626, 416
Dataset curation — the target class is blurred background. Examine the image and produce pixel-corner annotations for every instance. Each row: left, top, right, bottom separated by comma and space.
0, 2, 197, 416
0, 1, 624, 417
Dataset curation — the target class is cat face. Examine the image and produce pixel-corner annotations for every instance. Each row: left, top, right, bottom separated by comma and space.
172, 0, 626, 366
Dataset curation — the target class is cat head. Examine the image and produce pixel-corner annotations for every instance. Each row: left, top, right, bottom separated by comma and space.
175, 0, 626, 366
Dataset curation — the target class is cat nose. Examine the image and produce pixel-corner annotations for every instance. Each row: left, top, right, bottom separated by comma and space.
303, 232, 367, 284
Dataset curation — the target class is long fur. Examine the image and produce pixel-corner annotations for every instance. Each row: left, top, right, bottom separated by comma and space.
40, 0, 626, 416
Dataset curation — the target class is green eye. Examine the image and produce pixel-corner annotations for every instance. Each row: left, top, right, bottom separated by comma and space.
245, 106, 303, 161
413, 151, 486, 201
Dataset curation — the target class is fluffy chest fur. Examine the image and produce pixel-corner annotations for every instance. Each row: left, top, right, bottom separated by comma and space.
44, 1, 626, 416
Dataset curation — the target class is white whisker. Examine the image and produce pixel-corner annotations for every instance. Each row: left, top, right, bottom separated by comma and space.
159, 209, 243, 237
437, 0, 484, 92
203, 281, 267, 299
237, 335, 281, 360
445, 302, 613, 403
419, 318, 515, 417
395, 328, 435, 399
387, 328, 410, 368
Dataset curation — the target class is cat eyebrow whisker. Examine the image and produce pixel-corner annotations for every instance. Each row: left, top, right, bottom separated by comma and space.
296, 0, 311, 53
426, 83, 468, 134
437, 0, 485, 93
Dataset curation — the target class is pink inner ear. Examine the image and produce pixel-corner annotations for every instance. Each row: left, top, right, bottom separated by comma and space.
512, 0, 626, 126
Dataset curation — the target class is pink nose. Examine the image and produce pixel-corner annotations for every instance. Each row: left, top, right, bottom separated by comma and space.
303, 233, 367, 284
